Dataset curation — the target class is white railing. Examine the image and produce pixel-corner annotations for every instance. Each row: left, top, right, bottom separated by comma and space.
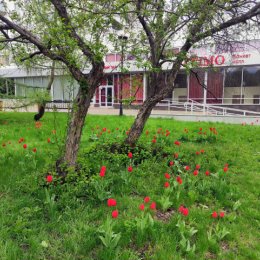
184, 99, 260, 116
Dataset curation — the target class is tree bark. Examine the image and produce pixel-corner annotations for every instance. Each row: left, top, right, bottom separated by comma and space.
125, 64, 183, 146
58, 63, 104, 171
34, 61, 55, 121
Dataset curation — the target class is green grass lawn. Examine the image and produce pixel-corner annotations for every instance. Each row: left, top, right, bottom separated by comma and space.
0, 112, 260, 260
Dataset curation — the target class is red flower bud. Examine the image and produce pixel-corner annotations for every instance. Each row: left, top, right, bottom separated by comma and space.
193, 170, 199, 176
107, 198, 117, 207
127, 166, 133, 172
219, 211, 225, 218
144, 196, 150, 203
196, 164, 201, 170
169, 161, 174, 166
112, 210, 118, 218
150, 202, 156, 210
128, 152, 133, 159
182, 208, 189, 216
174, 140, 180, 146
139, 204, 145, 211
212, 211, 218, 218
23, 144, 27, 149
185, 166, 190, 171
100, 166, 106, 177
205, 170, 210, 176
46, 175, 53, 183
164, 182, 170, 188
32, 148, 37, 153
165, 173, 171, 179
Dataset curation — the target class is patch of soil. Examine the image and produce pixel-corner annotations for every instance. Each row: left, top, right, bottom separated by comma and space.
205, 251, 217, 259
155, 208, 175, 222
220, 241, 230, 251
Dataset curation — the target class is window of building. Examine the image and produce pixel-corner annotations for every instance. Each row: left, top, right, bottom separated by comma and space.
107, 75, 114, 85
106, 54, 116, 62
253, 95, 260, 104
243, 66, 260, 87
232, 95, 244, 104
174, 73, 187, 88
225, 68, 242, 87
0, 78, 15, 96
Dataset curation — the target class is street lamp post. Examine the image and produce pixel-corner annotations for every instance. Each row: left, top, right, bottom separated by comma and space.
118, 35, 128, 116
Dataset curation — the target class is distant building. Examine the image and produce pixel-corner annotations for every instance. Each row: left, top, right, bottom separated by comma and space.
0, 40, 260, 111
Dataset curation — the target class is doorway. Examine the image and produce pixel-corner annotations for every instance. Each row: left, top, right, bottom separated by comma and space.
99, 86, 113, 107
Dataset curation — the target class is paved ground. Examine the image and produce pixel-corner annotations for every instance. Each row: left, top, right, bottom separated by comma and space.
87, 107, 260, 125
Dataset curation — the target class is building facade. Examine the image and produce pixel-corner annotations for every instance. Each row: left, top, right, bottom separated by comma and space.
1, 40, 260, 111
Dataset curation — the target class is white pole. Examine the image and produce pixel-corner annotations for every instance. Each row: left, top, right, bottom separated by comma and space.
203, 71, 208, 115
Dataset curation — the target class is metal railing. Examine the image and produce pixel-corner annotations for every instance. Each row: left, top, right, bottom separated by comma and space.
183, 99, 260, 116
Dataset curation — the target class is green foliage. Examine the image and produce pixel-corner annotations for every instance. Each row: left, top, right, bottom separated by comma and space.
0, 113, 260, 259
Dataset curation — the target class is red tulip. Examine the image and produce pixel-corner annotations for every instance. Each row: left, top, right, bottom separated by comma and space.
164, 182, 170, 188
174, 153, 178, 159
200, 149, 205, 153
47, 138, 51, 143
23, 144, 27, 149
182, 208, 189, 216
150, 202, 156, 210
139, 204, 145, 211
169, 161, 174, 166
178, 205, 184, 213
112, 210, 118, 218
174, 140, 180, 146
144, 196, 150, 203
128, 152, 133, 159
99, 166, 106, 177
193, 170, 199, 176
152, 139, 156, 143
195, 164, 200, 170
46, 175, 53, 183
107, 198, 117, 207
212, 211, 218, 218
165, 173, 171, 179
185, 166, 190, 171
127, 166, 133, 172
219, 211, 225, 218
205, 170, 210, 176
176, 176, 182, 184
32, 148, 37, 153
223, 167, 228, 172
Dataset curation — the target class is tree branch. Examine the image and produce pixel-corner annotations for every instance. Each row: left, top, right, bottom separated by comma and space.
20, 51, 42, 61
50, 0, 99, 66
193, 3, 260, 43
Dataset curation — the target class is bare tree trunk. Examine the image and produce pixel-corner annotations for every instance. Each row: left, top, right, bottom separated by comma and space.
125, 66, 182, 146
57, 64, 104, 172
34, 61, 55, 121
61, 86, 94, 167
125, 96, 160, 146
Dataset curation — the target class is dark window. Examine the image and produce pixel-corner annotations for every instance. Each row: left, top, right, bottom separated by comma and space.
174, 74, 187, 88
243, 66, 260, 87
0, 78, 15, 96
232, 95, 244, 104
107, 75, 113, 85
253, 95, 260, 104
225, 68, 242, 87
